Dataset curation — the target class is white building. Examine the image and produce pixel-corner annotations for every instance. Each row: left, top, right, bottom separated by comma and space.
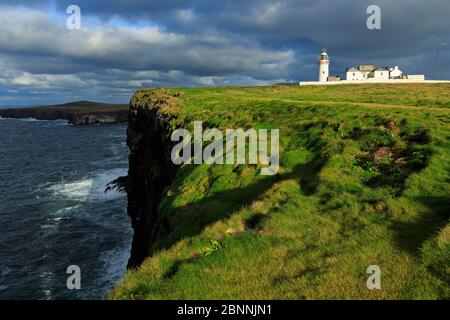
302, 49, 429, 86
345, 64, 426, 81
389, 66, 404, 79
346, 64, 390, 81
346, 67, 365, 81
370, 67, 390, 80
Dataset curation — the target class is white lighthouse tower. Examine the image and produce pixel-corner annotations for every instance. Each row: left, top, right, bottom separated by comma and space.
318, 49, 330, 82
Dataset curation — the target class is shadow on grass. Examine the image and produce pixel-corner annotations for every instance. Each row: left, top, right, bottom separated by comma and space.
163, 256, 197, 279
295, 155, 329, 195
391, 196, 450, 254
150, 158, 330, 260
152, 172, 283, 256
150, 121, 340, 274
245, 213, 266, 229
271, 266, 321, 287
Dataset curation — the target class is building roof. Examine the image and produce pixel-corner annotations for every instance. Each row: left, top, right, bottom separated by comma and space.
358, 64, 376, 71
346, 65, 393, 73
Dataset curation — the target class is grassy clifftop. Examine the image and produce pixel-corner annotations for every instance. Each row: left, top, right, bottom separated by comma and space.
111, 84, 449, 299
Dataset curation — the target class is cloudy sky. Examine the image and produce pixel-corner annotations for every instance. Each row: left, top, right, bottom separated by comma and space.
0, 0, 448, 106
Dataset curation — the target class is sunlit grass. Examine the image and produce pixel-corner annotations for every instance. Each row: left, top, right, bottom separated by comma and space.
110, 84, 450, 300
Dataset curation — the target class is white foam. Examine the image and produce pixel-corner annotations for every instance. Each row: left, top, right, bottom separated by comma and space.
40, 271, 55, 300
18, 117, 43, 122
51, 204, 81, 220
1, 267, 11, 277
48, 168, 127, 202
0, 117, 68, 125
40, 221, 60, 237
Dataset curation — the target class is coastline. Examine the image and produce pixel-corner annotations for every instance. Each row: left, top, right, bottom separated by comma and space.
0, 101, 128, 125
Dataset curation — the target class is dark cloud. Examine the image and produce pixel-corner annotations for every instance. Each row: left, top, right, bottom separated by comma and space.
0, 0, 448, 106
55, 0, 190, 19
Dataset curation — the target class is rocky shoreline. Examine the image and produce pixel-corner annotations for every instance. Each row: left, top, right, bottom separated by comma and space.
0, 101, 128, 125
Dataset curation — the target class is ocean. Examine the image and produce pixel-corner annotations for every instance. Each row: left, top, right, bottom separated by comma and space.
0, 117, 132, 300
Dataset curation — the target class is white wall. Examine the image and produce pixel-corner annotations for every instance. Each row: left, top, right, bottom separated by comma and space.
319, 63, 329, 82
372, 70, 389, 80
299, 79, 448, 86
390, 66, 403, 79
407, 75, 425, 80
346, 71, 365, 81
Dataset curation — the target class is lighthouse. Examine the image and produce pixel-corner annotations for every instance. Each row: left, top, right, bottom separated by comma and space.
318, 49, 330, 82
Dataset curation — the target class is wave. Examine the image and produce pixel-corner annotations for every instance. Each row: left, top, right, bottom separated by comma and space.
91, 146, 128, 167
39, 271, 55, 300
48, 168, 127, 202
97, 243, 131, 290
1, 268, 11, 277
0, 268, 12, 291
11, 117, 47, 122
51, 205, 81, 220
47, 119, 69, 126
0, 117, 68, 124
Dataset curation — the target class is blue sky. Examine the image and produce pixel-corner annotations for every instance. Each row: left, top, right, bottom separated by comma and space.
0, 0, 448, 107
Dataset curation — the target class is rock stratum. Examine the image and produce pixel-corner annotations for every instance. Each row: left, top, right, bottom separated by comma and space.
126, 90, 180, 268
0, 101, 128, 125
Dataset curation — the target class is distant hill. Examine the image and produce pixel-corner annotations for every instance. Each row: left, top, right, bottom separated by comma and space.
0, 100, 128, 125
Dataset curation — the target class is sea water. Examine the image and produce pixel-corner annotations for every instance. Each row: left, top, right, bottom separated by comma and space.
0, 118, 131, 299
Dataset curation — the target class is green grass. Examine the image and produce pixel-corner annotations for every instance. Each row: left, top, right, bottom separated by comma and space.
110, 84, 450, 300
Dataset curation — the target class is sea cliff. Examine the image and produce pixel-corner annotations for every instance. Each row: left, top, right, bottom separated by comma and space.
113, 84, 449, 299
126, 90, 180, 267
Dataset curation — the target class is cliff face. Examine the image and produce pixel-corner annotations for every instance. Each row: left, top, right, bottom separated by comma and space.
126, 90, 180, 268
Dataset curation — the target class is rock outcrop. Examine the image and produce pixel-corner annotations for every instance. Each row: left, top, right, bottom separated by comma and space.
67, 111, 128, 125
